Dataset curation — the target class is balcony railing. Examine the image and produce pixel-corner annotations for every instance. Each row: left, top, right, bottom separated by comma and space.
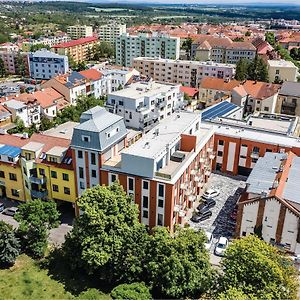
31, 189, 48, 199
29, 176, 46, 185
136, 105, 149, 112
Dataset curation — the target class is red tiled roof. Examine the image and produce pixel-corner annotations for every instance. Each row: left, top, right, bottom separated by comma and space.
0, 134, 29, 148
200, 77, 240, 91
180, 86, 199, 97
79, 69, 103, 81
52, 37, 98, 49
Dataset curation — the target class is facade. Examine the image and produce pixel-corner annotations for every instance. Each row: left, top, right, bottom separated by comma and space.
28, 50, 69, 80
267, 60, 299, 83
67, 25, 93, 40
79, 69, 104, 99
52, 37, 99, 64
191, 36, 256, 64
106, 81, 185, 131
235, 152, 300, 254
0, 50, 29, 75
133, 57, 236, 88
116, 33, 180, 67
276, 81, 300, 116
97, 23, 126, 45
3, 100, 30, 127
22, 35, 70, 52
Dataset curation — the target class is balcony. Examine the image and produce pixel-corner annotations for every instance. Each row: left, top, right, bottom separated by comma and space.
29, 176, 46, 185
31, 189, 48, 199
157, 101, 166, 109
282, 101, 297, 108
136, 105, 149, 113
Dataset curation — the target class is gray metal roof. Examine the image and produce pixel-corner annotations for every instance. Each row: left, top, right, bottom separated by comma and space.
279, 81, 300, 97
30, 49, 65, 59
282, 157, 300, 204
4, 100, 26, 110
246, 152, 286, 195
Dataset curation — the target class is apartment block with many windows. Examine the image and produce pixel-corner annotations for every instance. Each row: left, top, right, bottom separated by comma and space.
116, 33, 180, 67
67, 25, 93, 40
97, 23, 126, 46
133, 57, 236, 88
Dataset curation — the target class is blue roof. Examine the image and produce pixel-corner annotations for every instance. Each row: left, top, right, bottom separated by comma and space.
65, 71, 85, 88
0, 145, 21, 158
201, 101, 239, 121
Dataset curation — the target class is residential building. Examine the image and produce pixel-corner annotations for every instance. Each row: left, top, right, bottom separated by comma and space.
0, 106, 12, 129
276, 81, 300, 116
100, 112, 215, 230
97, 23, 126, 45
235, 152, 300, 254
79, 69, 104, 98
267, 60, 299, 83
52, 37, 99, 64
0, 42, 19, 52
3, 100, 30, 127
106, 81, 185, 131
28, 49, 69, 80
116, 33, 180, 67
67, 25, 93, 40
42, 71, 93, 104
70, 106, 127, 196
191, 36, 256, 64
0, 50, 29, 75
133, 57, 236, 88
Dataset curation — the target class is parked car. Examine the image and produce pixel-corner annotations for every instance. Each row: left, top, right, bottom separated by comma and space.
0, 202, 4, 212
191, 208, 212, 223
3, 207, 18, 216
214, 237, 229, 256
197, 198, 216, 213
204, 231, 213, 250
202, 189, 220, 200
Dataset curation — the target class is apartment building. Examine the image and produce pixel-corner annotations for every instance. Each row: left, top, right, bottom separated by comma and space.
276, 81, 300, 116
52, 37, 99, 64
267, 60, 299, 83
116, 33, 180, 67
67, 25, 93, 40
100, 112, 215, 230
28, 49, 69, 80
0, 50, 29, 75
133, 57, 236, 88
97, 23, 126, 45
191, 36, 256, 64
42, 71, 94, 104
106, 80, 185, 131
235, 152, 300, 254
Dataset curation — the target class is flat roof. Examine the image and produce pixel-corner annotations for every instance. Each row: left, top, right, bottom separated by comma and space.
43, 121, 79, 140
268, 59, 297, 68
282, 156, 300, 204
46, 146, 68, 157
22, 141, 44, 152
122, 112, 199, 159
4, 99, 26, 110
201, 101, 240, 121
247, 152, 286, 195
108, 81, 179, 100
0, 144, 21, 158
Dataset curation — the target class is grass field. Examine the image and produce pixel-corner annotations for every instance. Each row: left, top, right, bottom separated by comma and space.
0, 255, 111, 300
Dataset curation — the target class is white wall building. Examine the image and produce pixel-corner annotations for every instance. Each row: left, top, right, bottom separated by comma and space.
97, 23, 126, 45
3, 100, 29, 127
67, 25, 93, 40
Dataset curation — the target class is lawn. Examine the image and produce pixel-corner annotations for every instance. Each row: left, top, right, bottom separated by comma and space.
0, 255, 111, 300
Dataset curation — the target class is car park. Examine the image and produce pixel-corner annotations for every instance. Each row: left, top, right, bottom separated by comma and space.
214, 237, 229, 256
202, 189, 220, 200
197, 198, 216, 213
3, 207, 18, 216
204, 231, 213, 250
191, 208, 212, 223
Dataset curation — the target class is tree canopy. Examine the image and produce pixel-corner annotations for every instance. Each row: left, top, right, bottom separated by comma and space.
111, 282, 151, 300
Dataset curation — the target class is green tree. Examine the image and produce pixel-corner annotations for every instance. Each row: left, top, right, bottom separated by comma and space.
0, 57, 6, 78
245, 31, 251, 37
15, 52, 27, 77
111, 282, 151, 300
0, 221, 20, 268
220, 235, 298, 300
92, 42, 115, 61
182, 37, 193, 58
290, 48, 300, 61
63, 182, 148, 283
235, 58, 250, 81
15, 199, 60, 258
30, 44, 51, 52
217, 287, 257, 300
7, 117, 25, 135
145, 227, 213, 299
248, 55, 269, 82
77, 288, 108, 300
265, 32, 276, 46
39, 116, 54, 131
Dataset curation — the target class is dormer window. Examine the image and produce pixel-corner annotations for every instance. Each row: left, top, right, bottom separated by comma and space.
8, 157, 14, 162
82, 135, 90, 143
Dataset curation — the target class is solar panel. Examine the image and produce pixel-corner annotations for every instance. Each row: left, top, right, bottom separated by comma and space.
201, 101, 239, 121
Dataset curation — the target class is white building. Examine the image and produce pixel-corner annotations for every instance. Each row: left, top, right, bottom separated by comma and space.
97, 23, 126, 45
67, 25, 93, 40
106, 80, 185, 131
3, 100, 29, 127
116, 33, 180, 67
267, 60, 299, 83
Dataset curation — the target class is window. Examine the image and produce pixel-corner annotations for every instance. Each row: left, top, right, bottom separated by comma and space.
143, 210, 148, 218
11, 189, 19, 197
51, 171, 57, 178
217, 151, 223, 157
80, 181, 85, 189
157, 213, 163, 226
63, 173, 69, 181
39, 168, 45, 176
158, 184, 164, 198
253, 146, 260, 153
9, 173, 17, 181
78, 150, 83, 159
0, 171, 4, 178
218, 140, 224, 146
52, 184, 59, 192
91, 153, 96, 165
82, 135, 90, 142
8, 157, 14, 162
64, 187, 70, 195
79, 167, 84, 179
143, 196, 148, 208
143, 180, 149, 190
158, 199, 164, 208
91, 170, 97, 178
251, 158, 258, 163
128, 177, 134, 191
